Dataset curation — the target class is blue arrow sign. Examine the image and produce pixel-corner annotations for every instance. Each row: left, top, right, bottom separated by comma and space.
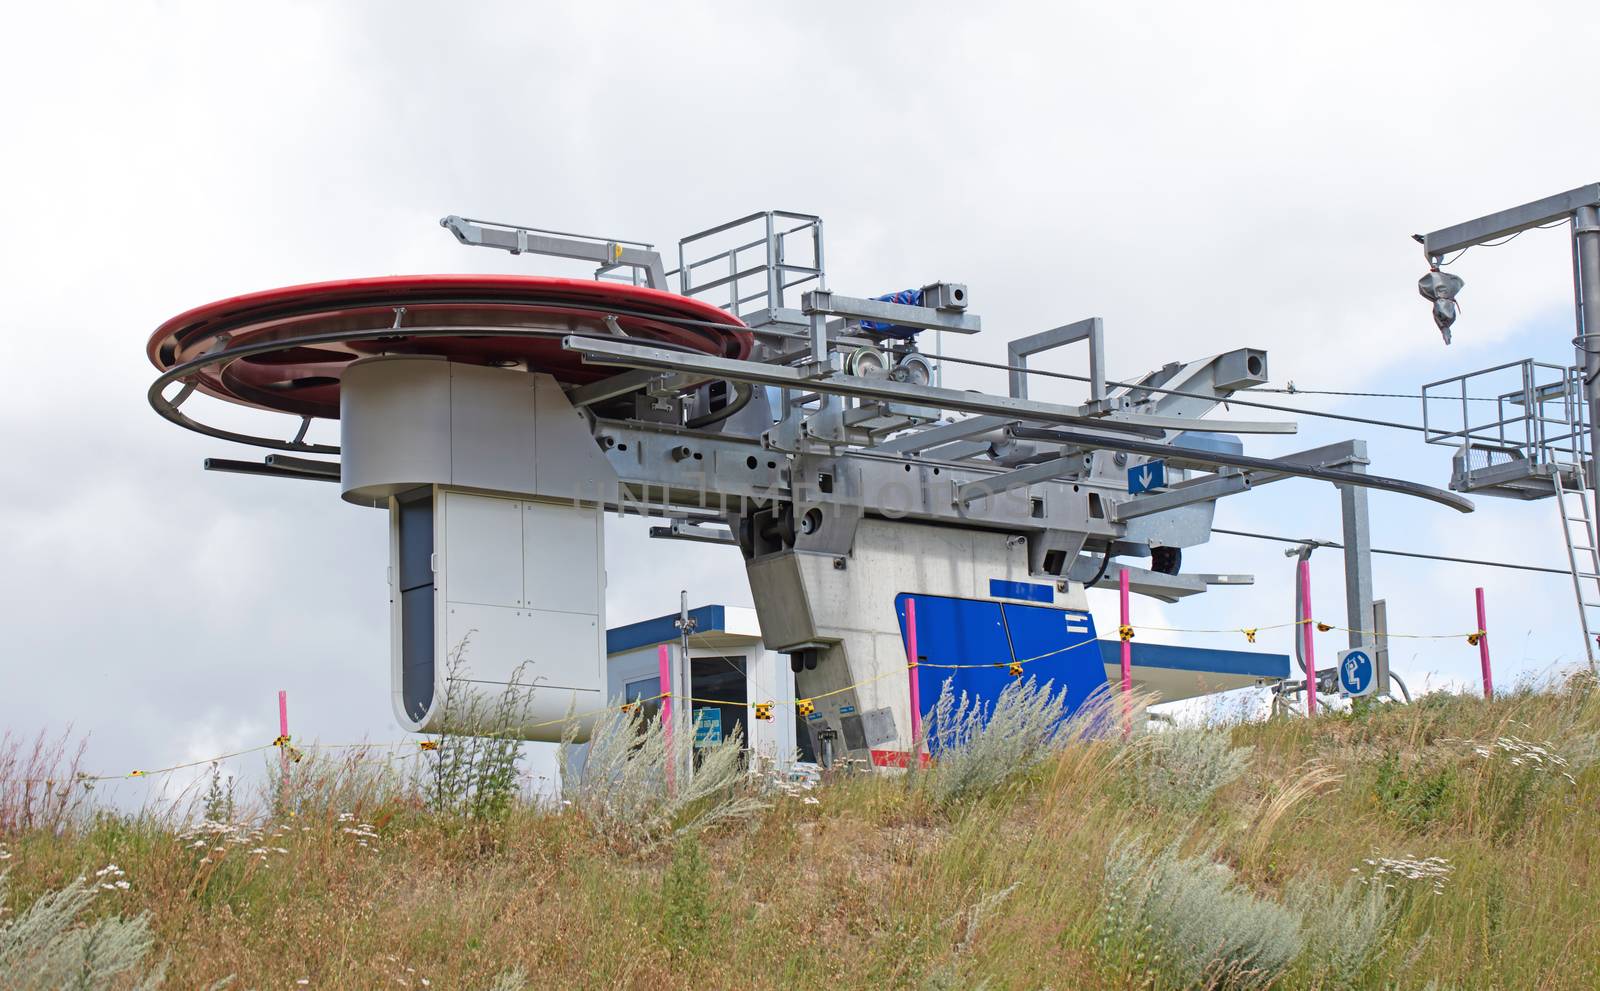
1337, 647, 1375, 697
1127, 460, 1168, 494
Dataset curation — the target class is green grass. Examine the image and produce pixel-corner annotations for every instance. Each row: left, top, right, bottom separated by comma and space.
2, 674, 1598, 989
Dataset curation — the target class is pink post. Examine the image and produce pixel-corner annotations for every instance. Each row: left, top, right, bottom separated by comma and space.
1118, 569, 1132, 695
1476, 587, 1493, 698
277, 690, 289, 793
1119, 569, 1132, 736
658, 643, 674, 792
906, 598, 922, 758
657, 643, 672, 729
1299, 560, 1318, 715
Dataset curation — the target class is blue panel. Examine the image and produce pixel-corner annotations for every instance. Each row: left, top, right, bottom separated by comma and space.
896, 595, 1110, 753
1000, 603, 1108, 715
988, 578, 1054, 603
1095, 640, 1290, 679
605, 605, 726, 655
1172, 431, 1244, 457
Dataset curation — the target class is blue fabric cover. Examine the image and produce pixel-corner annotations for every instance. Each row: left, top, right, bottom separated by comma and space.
862, 288, 924, 339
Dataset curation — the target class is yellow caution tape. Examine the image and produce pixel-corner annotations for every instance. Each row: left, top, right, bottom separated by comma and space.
273, 735, 304, 764
81, 608, 1495, 782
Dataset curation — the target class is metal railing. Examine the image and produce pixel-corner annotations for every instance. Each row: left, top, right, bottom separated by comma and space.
671, 211, 825, 318
1421, 358, 1587, 488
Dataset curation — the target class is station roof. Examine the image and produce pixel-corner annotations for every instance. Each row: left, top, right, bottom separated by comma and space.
1098, 640, 1290, 701
606, 605, 765, 654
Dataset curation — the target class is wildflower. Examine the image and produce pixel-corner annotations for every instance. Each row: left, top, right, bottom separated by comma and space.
341, 822, 380, 844
1457, 735, 1581, 786
1359, 855, 1453, 895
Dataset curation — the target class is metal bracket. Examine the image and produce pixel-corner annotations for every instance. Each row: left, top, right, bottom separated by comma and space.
440, 215, 668, 289
563, 336, 1298, 437
802, 290, 982, 335
1008, 318, 1105, 402
649, 520, 738, 545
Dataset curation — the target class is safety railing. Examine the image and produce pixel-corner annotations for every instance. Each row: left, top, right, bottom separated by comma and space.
670, 211, 825, 318
1421, 358, 1587, 491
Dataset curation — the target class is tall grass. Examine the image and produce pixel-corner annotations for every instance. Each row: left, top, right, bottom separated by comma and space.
1102, 834, 1304, 990
0, 871, 165, 991
0, 672, 1595, 988
420, 641, 531, 820
1129, 727, 1253, 814
914, 678, 1142, 806
558, 702, 767, 850
0, 731, 89, 835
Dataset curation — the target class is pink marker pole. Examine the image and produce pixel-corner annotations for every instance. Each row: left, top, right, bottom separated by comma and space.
1476, 587, 1493, 699
906, 597, 922, 760
1299, 560, 1318, 716
277, 690, 289, 794
658, 643, 674, 792
1119, 569, 1132, 736
1118, 569, 1132, 695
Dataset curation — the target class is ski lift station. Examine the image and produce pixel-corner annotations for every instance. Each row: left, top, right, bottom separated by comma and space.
144, 185, 1600, 764
604, 603, 1283, 766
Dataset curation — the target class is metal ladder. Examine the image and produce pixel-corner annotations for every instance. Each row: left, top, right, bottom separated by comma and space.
1553, 463, 1600, 667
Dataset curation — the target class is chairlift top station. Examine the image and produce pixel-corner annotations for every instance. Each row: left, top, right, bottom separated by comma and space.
146, 196, 1588, 759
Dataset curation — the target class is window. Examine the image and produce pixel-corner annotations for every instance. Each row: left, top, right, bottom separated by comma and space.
624, 676, 664, 724
397, 488, 435, 721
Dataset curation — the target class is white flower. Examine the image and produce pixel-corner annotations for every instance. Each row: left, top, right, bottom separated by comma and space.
1361, 855, 1453, 894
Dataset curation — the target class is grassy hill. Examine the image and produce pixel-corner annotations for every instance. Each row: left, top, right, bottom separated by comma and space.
2, 674, 1597, 990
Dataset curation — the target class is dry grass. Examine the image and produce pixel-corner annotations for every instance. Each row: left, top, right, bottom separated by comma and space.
1, 674, 1597, 989
0, 730, 89, 835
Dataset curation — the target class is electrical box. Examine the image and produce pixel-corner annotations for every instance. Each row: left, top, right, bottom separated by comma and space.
1213, 348, 1269, 392
921, 282, 969, 312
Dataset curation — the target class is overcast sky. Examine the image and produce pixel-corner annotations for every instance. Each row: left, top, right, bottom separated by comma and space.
4, 2, 1599, 802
